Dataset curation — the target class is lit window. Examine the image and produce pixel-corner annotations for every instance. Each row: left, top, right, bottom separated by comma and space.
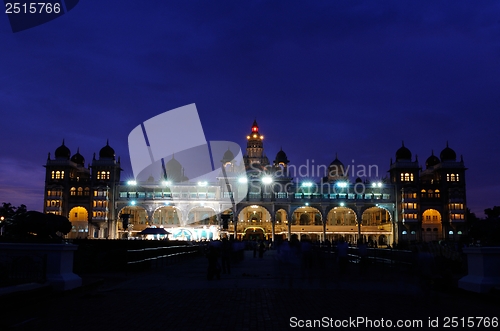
77, 187, 83, 196
55, 171, 61, 179
403, 202, 417, 209
61, 171, 64, 179
401, 173, 414, 182
51, 171, 55, 179
70, 187, 76, 196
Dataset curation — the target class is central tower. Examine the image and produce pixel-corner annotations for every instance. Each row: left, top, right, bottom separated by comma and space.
243, 120, 269, 169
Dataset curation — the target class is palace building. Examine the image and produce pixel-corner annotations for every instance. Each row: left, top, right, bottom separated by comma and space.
43, 122, 467, 244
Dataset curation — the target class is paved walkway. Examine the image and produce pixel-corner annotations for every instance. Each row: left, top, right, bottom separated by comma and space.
2, 250, 499, 330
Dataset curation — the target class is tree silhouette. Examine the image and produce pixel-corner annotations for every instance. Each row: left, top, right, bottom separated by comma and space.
2, 211, 72, 242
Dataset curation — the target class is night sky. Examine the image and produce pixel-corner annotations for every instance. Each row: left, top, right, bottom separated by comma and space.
0, 1, 499, 217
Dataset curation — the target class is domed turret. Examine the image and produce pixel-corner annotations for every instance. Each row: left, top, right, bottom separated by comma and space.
55, 140, 71, 159
221, 148, 235, 164
440, 142, 456, 161
99, 140, 115, 160
165, 155, 187, 182
395, 142, 412, 161
328, 154, 345, 178
274, 148, 289, 164
71, 148, 85, 166
425, 151, 440, 169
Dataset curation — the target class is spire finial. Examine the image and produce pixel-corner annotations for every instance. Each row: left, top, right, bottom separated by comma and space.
106, 139, 109, 146
402, 140, 405, 147
62, 138, 65, 146
446, 141, 449, 148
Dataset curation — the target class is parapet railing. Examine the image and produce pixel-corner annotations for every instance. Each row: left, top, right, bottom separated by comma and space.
126, 244, 202, 270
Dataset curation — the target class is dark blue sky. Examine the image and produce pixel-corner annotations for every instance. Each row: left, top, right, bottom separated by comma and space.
0, 1, 499, 216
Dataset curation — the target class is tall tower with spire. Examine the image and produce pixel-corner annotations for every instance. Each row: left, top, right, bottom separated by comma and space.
243, 120, 269, 169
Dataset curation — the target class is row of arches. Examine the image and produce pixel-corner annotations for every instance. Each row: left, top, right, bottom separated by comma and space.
63, 204, 446, 242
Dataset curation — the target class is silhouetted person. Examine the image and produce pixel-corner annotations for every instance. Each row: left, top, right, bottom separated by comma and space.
337, 238, 349, 274
358, 239, 368, 275
258, 241, 266, 258
221, 237, 231, 274
206, 245, 220, 280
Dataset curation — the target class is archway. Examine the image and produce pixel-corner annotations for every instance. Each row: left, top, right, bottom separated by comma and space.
119, 206, 148, 230
237, 205, 271, 224
187, 207, 217, 226
68, 206, 88, 239
422, 209, 442, 242
326, 207, 356, 226
243, 227, 265, 241
152, 206, 182, 226
292, 206, 322, 225
362, 206, 390, 226
237, 205, 271, 240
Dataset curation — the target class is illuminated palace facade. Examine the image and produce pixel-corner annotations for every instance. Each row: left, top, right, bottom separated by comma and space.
43, 122, 467, 244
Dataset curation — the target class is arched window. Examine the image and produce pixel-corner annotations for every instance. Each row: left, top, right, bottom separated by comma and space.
401, 173, 414, 182
70, 187, 76, 196
435, 189, 440, 198
51, 171, 55, 179
55, 171, 61, 179
77, 187, 83, 196
84, 187, 90, 196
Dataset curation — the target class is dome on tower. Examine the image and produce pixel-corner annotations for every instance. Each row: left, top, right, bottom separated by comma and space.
329, 155, 344, 168
222, 148, 235, 163
274, 148, 289, 164
395, 142, 412, 161
440, 143, 456, 161
99, 140, 115, 160
55, 140, 71, 159
329, 154, 345, 177
71, 148, 85, 166
425, 151, 440, 169
165, 155, 187, 182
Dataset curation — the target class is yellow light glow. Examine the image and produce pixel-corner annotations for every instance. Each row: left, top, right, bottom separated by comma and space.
247, 136, 250, 139
260, 135, 264, 139
253, 134, 257, 138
